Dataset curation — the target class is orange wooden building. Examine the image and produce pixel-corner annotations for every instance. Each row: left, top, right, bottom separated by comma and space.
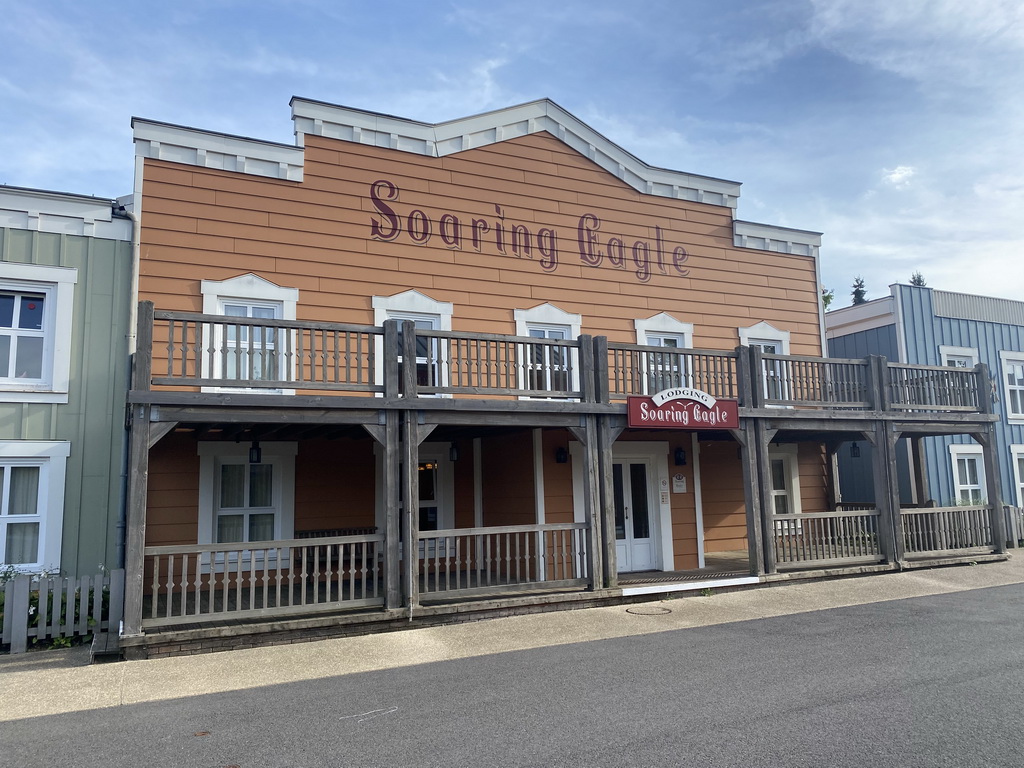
121, 99, 1002, 654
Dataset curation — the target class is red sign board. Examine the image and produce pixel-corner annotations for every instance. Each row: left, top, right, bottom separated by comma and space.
627, 394, 739, 430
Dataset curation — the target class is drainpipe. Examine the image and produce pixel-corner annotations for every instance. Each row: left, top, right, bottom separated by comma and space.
114, 202, 142, 569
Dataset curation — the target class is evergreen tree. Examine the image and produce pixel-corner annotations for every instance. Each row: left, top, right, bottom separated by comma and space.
910, 271, 926, 286
851, 276, 867, 305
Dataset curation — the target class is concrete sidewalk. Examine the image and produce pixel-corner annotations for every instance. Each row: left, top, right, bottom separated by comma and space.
2, 557, 1022, 723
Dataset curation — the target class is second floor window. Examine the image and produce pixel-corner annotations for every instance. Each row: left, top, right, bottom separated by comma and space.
0, 291, 47, 382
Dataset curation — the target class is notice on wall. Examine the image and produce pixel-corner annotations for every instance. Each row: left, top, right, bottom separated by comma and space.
672, 473, 687, 494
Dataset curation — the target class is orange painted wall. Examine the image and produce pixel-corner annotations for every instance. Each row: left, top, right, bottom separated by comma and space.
481, 431, 536, 526
137, 132, 822, 354
697, 440, 749, 554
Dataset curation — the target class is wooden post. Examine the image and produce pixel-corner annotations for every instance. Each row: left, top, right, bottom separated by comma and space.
976, 362, 994, 415
911, 436, 931, 506
597, 417, 622, 589
384, 412, 401, 609
578, 334, 595, 402
867, 425, 899, 564
383, 320, 400, 399
123, 301, 154, 637
975, 426, 1007, 553
401, 413, 420, 609
748, 345, 765, 408
733, 424, 765, 576
569, 418, 603, 590
872, 355, 891, 412
593, 336, 610, 404
8, 575, 30, 653
756, 422, 778, 574
400, 320, 417, 398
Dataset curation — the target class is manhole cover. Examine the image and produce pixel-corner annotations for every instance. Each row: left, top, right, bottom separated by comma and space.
626, 605, 672, 616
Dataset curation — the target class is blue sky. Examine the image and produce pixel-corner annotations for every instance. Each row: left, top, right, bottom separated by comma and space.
2, 0, 1022, 303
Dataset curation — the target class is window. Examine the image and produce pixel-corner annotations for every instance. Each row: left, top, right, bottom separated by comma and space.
635, 313, 694, 393
201, 274, 298, 393
939, 345, 977, 369
740, 321, 791, 403
999, 351, 1024, 421
0, 264, 77, 404
197, 442, 297, 546
1010, 445, 1024, 508
0, 441, 70, 570
949, 444, 985, 505
514, 304, 582, 397
768, 445, 802, 522
373, 290, 453, 395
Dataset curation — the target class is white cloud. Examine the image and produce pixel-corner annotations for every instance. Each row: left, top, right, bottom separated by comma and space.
881, 166, 915, 188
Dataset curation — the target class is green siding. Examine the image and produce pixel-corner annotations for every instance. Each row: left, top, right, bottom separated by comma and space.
0, 227, 132, 576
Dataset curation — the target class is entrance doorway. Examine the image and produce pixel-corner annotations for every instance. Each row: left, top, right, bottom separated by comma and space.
613, 460, 656, 572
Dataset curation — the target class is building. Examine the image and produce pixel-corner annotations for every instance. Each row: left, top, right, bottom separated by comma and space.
0, 186, 133, 577
828, 283, 1024, 516
120, 99, 1003, 656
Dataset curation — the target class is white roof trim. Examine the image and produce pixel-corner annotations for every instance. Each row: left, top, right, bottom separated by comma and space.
132, 118, 305, 182
733, 220, 821, 259
824, 296, 897, 338
0, 186, 131, 241
290, 97, 741, 209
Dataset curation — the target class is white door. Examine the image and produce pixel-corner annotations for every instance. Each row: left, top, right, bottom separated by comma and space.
613, 460, 657, 572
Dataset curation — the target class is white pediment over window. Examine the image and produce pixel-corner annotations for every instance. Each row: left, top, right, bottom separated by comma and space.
634, 313, 694, 345
371, 290, 453, 325
200, 273, 299, 316
513, 303, 582, 337
738, 321, 791, 354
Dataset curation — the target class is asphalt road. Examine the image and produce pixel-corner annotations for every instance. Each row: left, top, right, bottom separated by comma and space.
4, 582, 1024, 768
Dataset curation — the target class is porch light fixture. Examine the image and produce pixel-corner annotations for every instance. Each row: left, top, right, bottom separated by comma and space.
674, 447, 687, 466
249, 440, 262, 464
555, 447, 569, 464
449, 442, 460, 462
850, 442, 861, 459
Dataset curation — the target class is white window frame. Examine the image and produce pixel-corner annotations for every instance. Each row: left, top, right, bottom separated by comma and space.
0, 263, 77, 404
740, 321, 791, 405
0, 441, 70, 571
1010, 444, 1024, 508
514, 303, 582, 399
999, 351, 1024, 423
197, 442, 297, 564
200, 274, 299, 395
939, 345, 978, 369
635, 313, 694, 394
949, 444, 986, 505
372, 290, 453, 396
768, 444, 802, 523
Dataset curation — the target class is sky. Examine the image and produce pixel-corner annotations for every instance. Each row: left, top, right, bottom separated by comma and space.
2, 0, 1022, 304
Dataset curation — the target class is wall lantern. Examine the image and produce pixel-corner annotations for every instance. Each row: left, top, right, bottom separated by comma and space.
850, 442, 861, 459
674, 447, 687, 466
449, 442, 460, 462
555, 447, 569, 464
249, 440, 262, 464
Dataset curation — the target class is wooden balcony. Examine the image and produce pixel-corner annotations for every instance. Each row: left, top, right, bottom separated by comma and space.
132, 303, 994, 416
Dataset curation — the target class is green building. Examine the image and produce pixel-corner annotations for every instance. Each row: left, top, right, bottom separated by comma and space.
0, 186, 132, 576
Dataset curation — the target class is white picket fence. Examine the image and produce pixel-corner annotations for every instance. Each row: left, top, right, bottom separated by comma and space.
1, 569, 124, 654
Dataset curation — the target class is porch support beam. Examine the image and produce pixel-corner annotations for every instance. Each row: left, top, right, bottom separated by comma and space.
597, 416, 618, 589
364, 415, 402, 610
911, 436, 930, 506
734, 422, 765, 576
756, 423, 778, 574
401, 412, 420, 610
870, 422, 901, 564
148, 421, 177, 450
577, 415, 603, 590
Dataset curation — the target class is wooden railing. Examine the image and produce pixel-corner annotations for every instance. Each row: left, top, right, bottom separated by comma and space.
887, 364, 982, 411
415, 331, 585, 399
1005, 506, 1024, 548
606, 344, 739, 401
758, 354, 872, 408
151, 311, 383, 393
772, 510, 884, 567
416, 523, 589, 598
901, 506, 992, 554
142, 534, 385, 627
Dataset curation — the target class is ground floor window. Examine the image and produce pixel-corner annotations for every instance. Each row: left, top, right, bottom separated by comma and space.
949, 444, 985, 505
0, 441, 70, 570
197, 442, 297, 545
768, 445, 802, 518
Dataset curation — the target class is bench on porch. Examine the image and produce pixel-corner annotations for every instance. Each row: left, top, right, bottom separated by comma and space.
293, 527, 380, 576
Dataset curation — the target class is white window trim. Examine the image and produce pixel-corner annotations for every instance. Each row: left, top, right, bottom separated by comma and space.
1010, 444, 1024, 508
634, 313, 694, 348
739, 320, 791, 354
939, 345, 978, 368
200, 274, 299, 395
372, 290, 453, 396
999, 350, 1024, 424
0, 263, 77, 404
197, 441, 297, 546
768, 444, 802, 518
0, 440, 70, 572
514, 303, 582, 399
949, 443, 986, 505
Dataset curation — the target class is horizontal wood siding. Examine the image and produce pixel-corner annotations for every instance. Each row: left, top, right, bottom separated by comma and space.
481, 431, 536, 527
698, 441, 749, 553
138, 132, 822, 355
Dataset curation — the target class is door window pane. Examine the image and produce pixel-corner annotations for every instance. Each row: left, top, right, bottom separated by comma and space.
248, 513, 275, 541
630, 463, 650, 540
613, 464, 625, 539
217, 514, 244, 543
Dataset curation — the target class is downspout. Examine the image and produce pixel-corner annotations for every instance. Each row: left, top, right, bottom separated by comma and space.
115, 193, 142, 569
